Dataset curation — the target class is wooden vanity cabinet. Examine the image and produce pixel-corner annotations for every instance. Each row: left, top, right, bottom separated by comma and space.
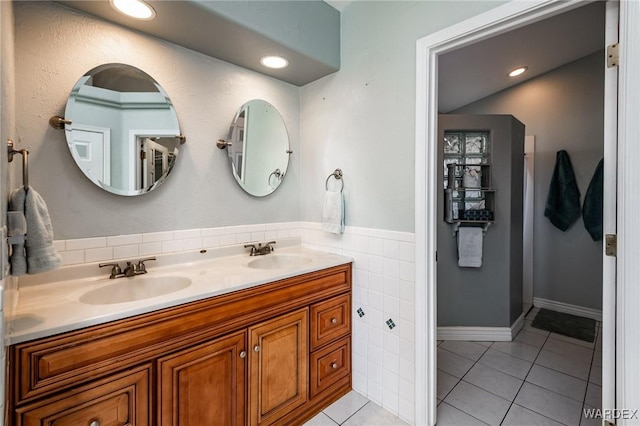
14, 364, 151, 426
9, 263, 352, 426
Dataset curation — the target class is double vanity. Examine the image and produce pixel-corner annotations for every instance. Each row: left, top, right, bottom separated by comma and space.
5, 242, 353, 425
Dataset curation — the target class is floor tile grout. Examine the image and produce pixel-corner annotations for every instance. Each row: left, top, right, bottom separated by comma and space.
438, 320, 602, 426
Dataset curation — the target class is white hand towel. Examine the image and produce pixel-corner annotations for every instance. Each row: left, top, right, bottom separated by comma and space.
322, 189, 344, 234
9, 187, 62, 275
457, 227, 483, 268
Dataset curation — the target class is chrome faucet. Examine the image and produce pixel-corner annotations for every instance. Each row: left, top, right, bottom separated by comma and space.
244, 241, 276, 256
99, 257, 156, 279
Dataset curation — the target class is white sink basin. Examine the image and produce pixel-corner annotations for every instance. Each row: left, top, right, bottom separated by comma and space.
246, 254, 313, 270
79, 276, 192, 305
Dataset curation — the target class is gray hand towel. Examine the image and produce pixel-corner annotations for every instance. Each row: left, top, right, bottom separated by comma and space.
9, 187, 62, 275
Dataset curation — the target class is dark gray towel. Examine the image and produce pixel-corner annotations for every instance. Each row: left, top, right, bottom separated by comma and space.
544, 150, 581, 231
583, 159, 604, 241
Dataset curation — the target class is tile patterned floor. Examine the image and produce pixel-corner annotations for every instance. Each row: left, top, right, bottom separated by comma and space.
305, 308, 602, 426
437, 308, 602, 426
304, 390, 410, 425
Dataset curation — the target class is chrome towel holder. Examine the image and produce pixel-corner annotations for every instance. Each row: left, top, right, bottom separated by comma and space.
325, 168, 344, 192
7, 139, 29, 190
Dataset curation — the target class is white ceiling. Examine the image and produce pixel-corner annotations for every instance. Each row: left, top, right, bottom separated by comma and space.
438, 1, 605, 112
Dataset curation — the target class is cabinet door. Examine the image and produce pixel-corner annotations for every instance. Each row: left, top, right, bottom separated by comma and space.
249, 308, 308, 426
157, 331, 246, 426
16, 365, 150, 426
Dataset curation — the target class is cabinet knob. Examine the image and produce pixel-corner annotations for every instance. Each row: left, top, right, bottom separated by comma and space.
254, 345, 260, 352
89, 421, 100, 426
331, 362, 338, 369
240, 350, 246, 359
331, 318, 338, 324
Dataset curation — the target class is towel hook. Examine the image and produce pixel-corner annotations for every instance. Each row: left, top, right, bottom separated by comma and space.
325, 168, 344, 192
7, 139, 29, 190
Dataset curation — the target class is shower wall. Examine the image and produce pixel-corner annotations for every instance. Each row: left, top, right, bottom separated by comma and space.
437, 114, 524, 328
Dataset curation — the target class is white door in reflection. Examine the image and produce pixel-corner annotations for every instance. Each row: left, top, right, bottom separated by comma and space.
139, 137, 170, 189
69, 125, 111, 187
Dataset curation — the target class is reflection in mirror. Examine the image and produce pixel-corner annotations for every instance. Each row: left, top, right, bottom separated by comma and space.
64, 63, 182, 196
226, 99, 290, 197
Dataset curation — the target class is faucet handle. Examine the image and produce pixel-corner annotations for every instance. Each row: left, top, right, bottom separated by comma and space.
264, 241, 276, 252
99, 262, 122, 279
244, 244, 258, 256
137, 257, 156, 273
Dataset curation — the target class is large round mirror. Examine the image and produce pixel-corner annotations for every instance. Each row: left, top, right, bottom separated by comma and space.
225, 99, 291, 197
63, 63, 183, 196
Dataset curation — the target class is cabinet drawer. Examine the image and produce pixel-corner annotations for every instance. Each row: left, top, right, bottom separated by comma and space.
310, 336, 351, 398
15, 364, 150, 426
310, 294, 351, 350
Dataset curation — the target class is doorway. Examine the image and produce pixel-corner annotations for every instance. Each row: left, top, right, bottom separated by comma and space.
414, 1, 620, 425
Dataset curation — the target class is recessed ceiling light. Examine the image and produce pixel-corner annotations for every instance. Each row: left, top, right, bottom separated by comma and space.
260, 56, 289, 69
110, 0, 156, 20
508, 66, 528, 77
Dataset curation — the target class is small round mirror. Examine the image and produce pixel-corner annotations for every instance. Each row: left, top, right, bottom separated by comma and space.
63, 63, 182, 196
226, 99, 290, 197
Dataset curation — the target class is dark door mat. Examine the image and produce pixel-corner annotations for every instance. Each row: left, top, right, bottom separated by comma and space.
531, 308, 596, 342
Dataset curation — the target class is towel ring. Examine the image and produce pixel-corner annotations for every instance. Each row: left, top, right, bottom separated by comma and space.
325, 168, 344, 192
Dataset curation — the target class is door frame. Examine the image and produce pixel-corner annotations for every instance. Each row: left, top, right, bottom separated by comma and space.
414, 1, 631, 424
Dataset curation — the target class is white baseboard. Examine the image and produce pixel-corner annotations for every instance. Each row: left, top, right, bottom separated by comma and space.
533, 297, 602, 322
438, 313, 524, 342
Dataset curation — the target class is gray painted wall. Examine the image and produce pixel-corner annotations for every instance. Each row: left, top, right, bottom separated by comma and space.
198, 0, 341, 70
455, 52, 604, 310
437, 115, 524, 327
299, 1, 505, 233
13, 1, 300, 239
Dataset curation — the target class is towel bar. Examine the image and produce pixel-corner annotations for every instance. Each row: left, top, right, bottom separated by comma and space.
7, 139, 29, 190
325, 168, 344, 192
452, 222, 492, 237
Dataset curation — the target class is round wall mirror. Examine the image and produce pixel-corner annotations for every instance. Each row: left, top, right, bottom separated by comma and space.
225, 99, 291, 197
63, 63, 183, 196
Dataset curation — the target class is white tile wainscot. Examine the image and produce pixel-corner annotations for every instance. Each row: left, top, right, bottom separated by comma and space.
300, 222, 416, 425
51, 221, 416, 425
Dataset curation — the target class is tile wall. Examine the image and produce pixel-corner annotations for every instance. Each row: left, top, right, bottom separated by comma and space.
50, 221, 417, 425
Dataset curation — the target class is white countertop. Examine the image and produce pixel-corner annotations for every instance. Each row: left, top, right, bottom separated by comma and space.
5, 242, 352, 345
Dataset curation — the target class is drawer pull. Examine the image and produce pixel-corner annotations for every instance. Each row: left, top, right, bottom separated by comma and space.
254, 345, 260, 352
331, 362, 338, 369
331, 318, 338, 324
89, 420, 100, 426
240, 350, 246, 358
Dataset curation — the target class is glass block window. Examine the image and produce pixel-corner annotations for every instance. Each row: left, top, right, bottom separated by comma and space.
444, 131, 490, 220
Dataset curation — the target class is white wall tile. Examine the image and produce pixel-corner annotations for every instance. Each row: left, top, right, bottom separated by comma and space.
384, 277, 400, 297
369, 291, 384, 311
107, 234, 143, 246
162, 240, 185, 253
174, 229, 201, 240
139, 242, 162, 256
399, 242, 415, 262
219, 235, 236, 246
142, 231, 174, 243
399, 300, 415, 322
353, 371, 368, 395
53, 240, 65, 251
250, 232, 266, 242
384, 239, 400, 259
113, 244, 139, 260
369, 273, 383, 293
384, 335, 400, 357
236, 232, 252, 244
383, 258, 400, 278
399, 280, 414, 302
384, 296, 400, 318
265, 231, 278, 240
60, 250, 84, 265
202, 236, 220, 248
201, 227, 221, 237
399, 398, 416, 424
84, 247, 113, 263
369, 238, 384, 256
65, 237, 106, 251
399, 361, 415, 383
183, 238, 202, 250
369, 327, 383, 348
399, 261, 415, 282
383, 390, 399, 415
